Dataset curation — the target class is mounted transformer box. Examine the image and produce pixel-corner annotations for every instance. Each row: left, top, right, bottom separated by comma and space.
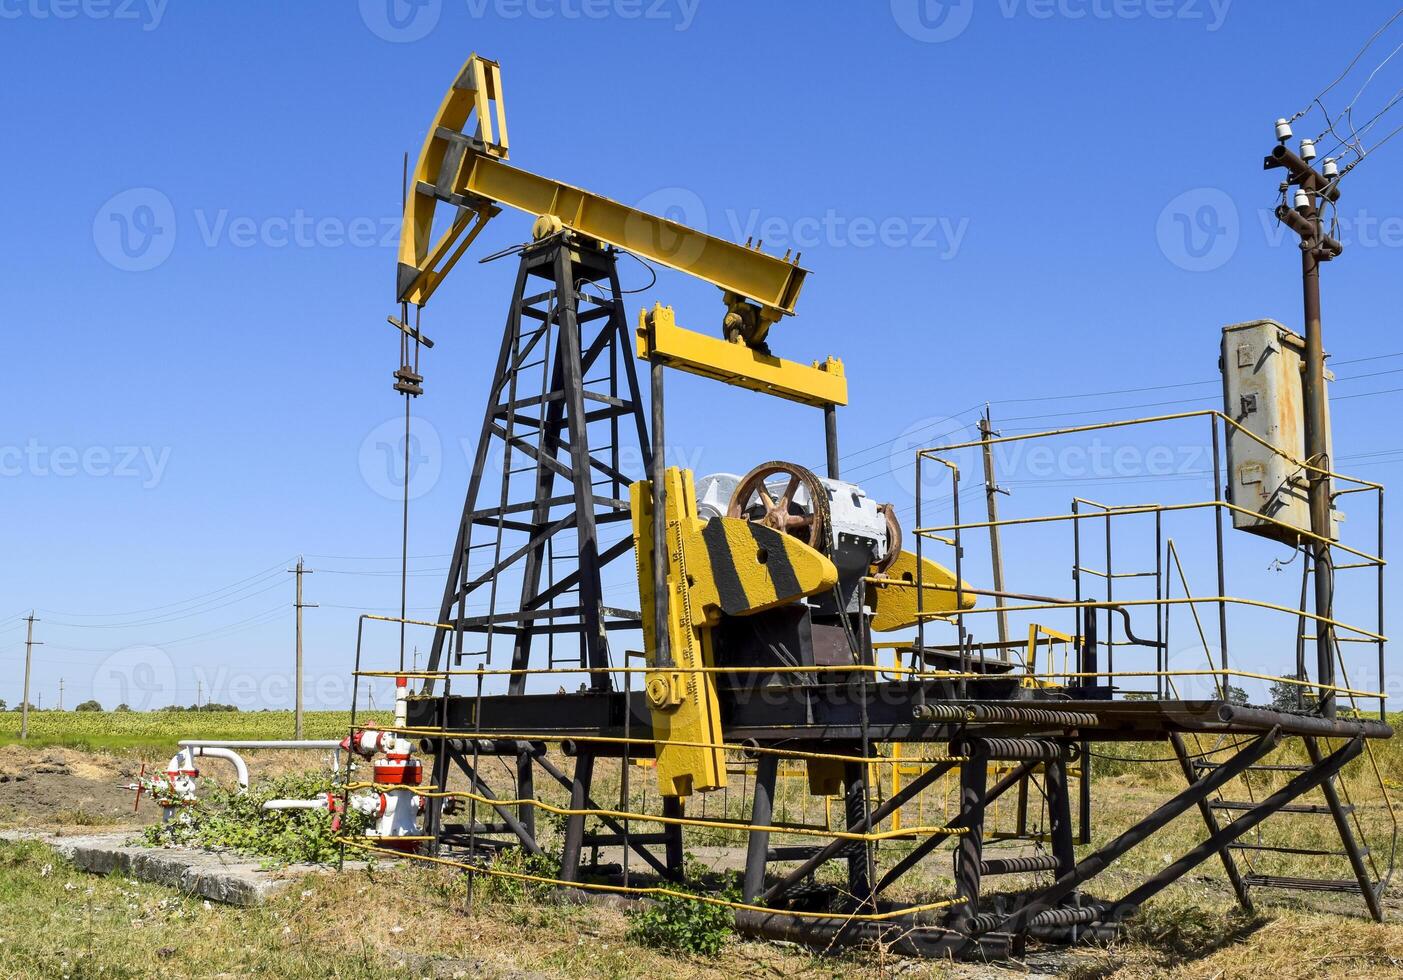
1220, 319, 1340, 544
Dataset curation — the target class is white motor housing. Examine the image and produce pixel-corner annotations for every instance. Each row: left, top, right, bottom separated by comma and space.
694, 472, 741, 522
819, 478, 892, 566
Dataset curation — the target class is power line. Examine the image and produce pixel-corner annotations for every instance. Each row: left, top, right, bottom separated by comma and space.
993, 377, 1217, 406
1334, 384, 1403, 402
316, 567, 452, 578
1342, 36, 1403, 127
43, 576, 289, 629
303, 552, 452, 561
1290, 7, 1403, 124
37, 558, 293, 620
47, 604, 292, 654
1335, 350, 1403, 365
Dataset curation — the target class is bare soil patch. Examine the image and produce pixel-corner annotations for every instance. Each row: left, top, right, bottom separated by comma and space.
0, 745, 152, 830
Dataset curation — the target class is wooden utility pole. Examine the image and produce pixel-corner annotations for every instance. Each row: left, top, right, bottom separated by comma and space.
21, 613, 40, 740
289, 557, 317, 738
978, 408, 1010, 654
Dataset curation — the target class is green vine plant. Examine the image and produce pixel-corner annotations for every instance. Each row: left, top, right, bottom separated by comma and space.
141, 772, 368, 867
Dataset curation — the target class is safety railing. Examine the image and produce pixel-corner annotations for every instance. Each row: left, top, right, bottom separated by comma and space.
911, 409, 1386, 717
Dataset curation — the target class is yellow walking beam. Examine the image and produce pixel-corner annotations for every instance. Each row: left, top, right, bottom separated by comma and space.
398, 54, 808, 328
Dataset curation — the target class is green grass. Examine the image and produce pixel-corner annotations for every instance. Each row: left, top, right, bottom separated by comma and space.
0, 710, 390, 753
0, 838, 864, 980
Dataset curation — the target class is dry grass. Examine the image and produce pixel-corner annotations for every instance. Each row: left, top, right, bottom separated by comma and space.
0, 837, 939, 980
4, 722, 1401, 977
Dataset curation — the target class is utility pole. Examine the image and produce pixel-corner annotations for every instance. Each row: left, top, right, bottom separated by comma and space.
978, 408, 1011, 656
21, 613, 40, 740
57, 678, 63, 712
196, 679, 202, 708
1265, 122, 1345, 718
289, 556, 317, 738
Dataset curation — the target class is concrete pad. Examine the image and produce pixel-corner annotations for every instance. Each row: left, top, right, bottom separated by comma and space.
3, 830, 350, 906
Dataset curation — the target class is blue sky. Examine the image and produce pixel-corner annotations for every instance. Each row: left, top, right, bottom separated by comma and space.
3, 0, 1402, 712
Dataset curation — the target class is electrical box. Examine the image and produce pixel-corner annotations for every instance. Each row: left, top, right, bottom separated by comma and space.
1220, 319, 1339, 545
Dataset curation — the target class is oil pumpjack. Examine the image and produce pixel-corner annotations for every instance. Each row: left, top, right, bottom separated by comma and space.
341, 54, 1395, 958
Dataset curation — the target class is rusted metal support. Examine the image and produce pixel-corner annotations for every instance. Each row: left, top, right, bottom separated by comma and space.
558, 751, 595, 881
1116, 736, 1363, 914
760, 757, 958, 905
953, 757, 989, 922
1169, 731, 1252, 914
824, 404, 840, 479
874, 759, 1041, 896
985, 727, 1282, 937
1304, 737, 1383, 921
743, 755, 779, 900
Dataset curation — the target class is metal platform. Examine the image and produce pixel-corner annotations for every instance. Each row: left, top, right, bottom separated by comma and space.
406, 690, 1393, 750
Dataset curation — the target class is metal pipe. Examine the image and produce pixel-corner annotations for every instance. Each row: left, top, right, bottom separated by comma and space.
1264, 144, 1341, 201
1213, 704, 1391, 738
743, 755, 778, 900
650, 358, 671, 669
1379, 487, 1387, 721
1211, 419, 1229, 684
263, 799, 325, 811
824, 404, 840, 479
979, 410, 1008, 651
953, 757, 988, 920
168, 747, 250, 792
179, 739, 342, 750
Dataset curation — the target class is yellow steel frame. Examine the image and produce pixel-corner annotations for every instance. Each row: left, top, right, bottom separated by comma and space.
636, 303, 846, 407
1022, 623, 1076, 689
397, 54, 808, 325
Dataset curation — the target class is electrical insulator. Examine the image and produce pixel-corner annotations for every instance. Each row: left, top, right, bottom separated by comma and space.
1323, 157, 1340, 179
1276, 118, 1293, 143
1300, 138, 1317, 162
1294, 188, 1310, 210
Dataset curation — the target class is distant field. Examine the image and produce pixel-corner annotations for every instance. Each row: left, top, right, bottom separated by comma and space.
0, 710, 391, 753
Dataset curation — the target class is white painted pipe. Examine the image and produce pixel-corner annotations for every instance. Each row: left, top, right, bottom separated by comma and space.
178, 739, 342, 750
262, 799, 326, 811
395, 676, 408, 728
189, 747, 249, 791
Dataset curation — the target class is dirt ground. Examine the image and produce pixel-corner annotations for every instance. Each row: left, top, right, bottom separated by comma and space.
0, 745, 153, 830
0, 745, 341, 831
